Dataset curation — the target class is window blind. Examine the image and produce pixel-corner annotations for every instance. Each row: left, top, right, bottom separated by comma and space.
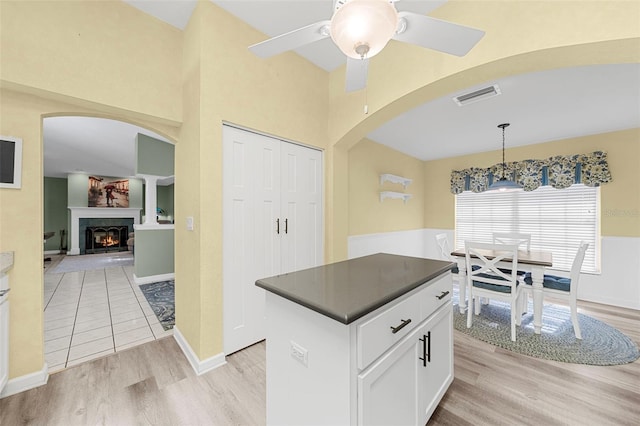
455, 184, 599, 273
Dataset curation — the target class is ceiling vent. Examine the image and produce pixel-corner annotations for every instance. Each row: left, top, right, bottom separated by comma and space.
453, 84, 501, 106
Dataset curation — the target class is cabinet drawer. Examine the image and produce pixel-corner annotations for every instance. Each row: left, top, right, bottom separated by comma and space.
419, 273, 452, 321
357, 291, 421, 370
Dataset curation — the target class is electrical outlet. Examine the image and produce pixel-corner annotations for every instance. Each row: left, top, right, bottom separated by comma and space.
290, 341, 308, 367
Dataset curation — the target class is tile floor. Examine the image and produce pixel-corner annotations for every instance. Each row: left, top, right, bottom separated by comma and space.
44, 254, 173, 373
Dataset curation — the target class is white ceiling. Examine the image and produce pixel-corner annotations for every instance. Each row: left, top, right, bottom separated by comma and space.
43, 1, 640, 178
43, 117, 173, 183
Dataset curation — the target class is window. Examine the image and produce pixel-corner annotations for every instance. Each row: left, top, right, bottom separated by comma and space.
455, 184, 599, 273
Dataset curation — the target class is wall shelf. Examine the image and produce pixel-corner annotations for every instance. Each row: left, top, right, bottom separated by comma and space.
380, 173, 412, 189
380, 191, 412, 204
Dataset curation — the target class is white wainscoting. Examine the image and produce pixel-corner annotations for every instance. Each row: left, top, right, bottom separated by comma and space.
348, 229, 640, 310
348, 229, 429, 260
579, 236, 640, 310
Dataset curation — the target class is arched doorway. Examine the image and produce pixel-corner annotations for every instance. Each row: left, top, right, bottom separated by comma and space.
42, 115, 176, 372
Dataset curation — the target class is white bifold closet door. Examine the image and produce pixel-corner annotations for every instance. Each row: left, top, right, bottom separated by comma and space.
223, 125, 323, 355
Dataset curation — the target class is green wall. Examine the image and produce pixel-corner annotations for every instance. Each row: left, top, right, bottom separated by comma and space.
43, 177, 68, 251
134, 228, 174, 278
157, 184, 174, 221
67, 173, 88, 207
136, 133, 175, 176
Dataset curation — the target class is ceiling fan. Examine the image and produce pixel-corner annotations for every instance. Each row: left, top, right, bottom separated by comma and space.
249, 0, 485, 92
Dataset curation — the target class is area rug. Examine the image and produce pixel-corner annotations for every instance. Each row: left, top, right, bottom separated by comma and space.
51, 252, 133, 273
453, 292, 639, 365
139, 280, 175, 331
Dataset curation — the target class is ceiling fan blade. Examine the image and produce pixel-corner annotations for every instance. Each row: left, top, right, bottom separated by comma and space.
345, 57, 369, 92
249, 20, 331, 58
393, 11, 485, 57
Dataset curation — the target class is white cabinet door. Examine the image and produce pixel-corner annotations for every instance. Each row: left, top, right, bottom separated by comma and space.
358, 320, 426, 426
0, 299, 8, 393
358, 303, 453, 426
223, 126, 281, 354
418, 304, 454, 423
279, 141, 323, 274
223, 125, 323, 355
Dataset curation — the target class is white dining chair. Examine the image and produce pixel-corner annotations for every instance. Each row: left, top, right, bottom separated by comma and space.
493, 232, 531, 251
493, 232, 532, 280
465, 241, 525, 342
522, 242, 589, 339
435, 233, 461, 283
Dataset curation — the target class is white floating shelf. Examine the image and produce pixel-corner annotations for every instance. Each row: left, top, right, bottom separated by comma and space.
380, 191, 412, 204
380, 173, 412, 189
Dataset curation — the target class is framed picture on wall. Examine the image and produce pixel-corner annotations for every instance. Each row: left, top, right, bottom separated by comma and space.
88, 176, 130, 208
0, 136, 23, 189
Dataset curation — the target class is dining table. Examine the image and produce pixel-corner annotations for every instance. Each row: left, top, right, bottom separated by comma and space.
450, 247, 553, 335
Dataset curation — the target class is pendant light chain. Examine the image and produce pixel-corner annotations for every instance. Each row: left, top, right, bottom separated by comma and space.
498, 123, 510, 180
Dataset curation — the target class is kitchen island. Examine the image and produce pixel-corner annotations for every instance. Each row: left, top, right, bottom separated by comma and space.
256, 253, 455, 426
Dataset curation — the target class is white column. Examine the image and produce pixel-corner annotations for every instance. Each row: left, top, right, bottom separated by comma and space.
142, 175, 159, 226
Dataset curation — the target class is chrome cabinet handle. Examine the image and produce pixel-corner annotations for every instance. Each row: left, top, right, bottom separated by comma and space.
390, 318, 412, 334
0, 289, 10, 297
436, 291, 450, 300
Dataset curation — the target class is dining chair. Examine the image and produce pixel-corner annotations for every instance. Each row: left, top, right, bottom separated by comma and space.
465, 241, 525, 342
493, 232, 531, 279
492, 232, 532, 251
435, 233, 459, 275
522, 242, 589, 339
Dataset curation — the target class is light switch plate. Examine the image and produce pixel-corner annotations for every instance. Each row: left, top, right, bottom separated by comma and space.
186, 216, 194, 231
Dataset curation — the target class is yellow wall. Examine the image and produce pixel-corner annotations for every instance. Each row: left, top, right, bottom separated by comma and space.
173, 2, 330, 359
0, 0, 182, 126
1, 0, 638, 384
348, 139, 424, 235
0, 0, 182, 380
0, 89, 180, 379
423, 129, 640, 237
326, 0, 640, 258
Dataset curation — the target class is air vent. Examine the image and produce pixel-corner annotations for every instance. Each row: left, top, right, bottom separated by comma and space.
453, 84, 501, 106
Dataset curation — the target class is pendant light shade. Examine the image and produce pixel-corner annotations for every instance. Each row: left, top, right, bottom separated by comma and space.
330, 0, 398, 59
488, 123, 522, 192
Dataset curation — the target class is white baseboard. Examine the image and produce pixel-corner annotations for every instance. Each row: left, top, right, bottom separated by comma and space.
0, 363, 49, 399
133, 272, 175, 285
173, 326, 226, 376
44, 250, 61, 255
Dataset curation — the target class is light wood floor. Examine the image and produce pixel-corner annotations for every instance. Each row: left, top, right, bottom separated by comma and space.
1, 299, 638, 426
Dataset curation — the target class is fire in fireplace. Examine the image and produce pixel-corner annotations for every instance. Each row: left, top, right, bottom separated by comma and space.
85, 226, 129, 254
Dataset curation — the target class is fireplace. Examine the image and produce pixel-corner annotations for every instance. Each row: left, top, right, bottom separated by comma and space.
85, 226, 129, 254
68, 208, 141, 256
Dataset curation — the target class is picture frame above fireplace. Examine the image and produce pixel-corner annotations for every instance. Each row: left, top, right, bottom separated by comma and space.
88, 176, 130, 208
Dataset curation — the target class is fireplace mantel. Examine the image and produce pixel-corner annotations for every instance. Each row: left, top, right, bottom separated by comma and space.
68, 207, 141, 255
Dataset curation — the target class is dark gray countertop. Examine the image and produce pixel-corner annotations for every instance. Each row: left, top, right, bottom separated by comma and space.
256, 253, 454, 324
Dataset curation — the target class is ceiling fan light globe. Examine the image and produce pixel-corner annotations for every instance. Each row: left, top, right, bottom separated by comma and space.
330, 0, 398, 59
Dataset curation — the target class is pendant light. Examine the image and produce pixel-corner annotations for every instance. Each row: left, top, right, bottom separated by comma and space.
488, 123, 522, 192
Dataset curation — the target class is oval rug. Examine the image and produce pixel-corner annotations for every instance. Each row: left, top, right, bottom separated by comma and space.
453, 299, 639, 365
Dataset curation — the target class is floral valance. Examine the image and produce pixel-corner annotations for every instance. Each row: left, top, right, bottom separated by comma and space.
450, 151, 612, 194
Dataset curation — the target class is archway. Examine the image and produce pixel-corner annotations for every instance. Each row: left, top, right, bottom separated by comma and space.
42, 114, 177, 372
